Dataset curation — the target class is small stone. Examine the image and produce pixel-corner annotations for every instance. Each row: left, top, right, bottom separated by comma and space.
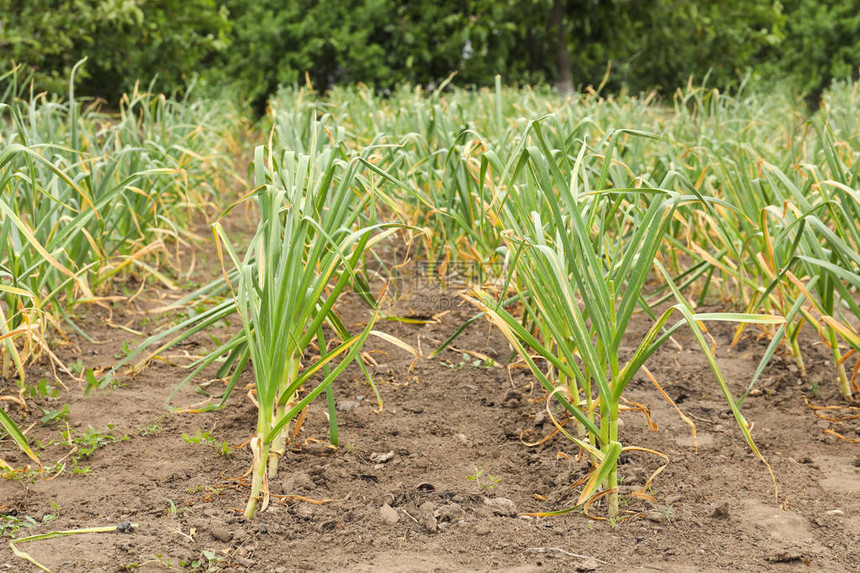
209, 522, 232, 543
483, 496, 517, 517
370, 451, 395, 464
336, 400, 360, 412
380, 503, 399, 524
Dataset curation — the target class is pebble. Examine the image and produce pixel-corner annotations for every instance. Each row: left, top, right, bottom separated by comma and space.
379, 503, 399, 524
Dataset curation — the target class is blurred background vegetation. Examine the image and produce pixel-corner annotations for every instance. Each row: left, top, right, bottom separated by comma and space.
1, 0, 857, 112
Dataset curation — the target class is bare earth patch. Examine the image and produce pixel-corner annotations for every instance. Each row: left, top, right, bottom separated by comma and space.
1, 278, 858, 572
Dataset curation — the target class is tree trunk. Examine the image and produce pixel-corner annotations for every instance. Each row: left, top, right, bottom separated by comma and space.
550, 0, 573, 94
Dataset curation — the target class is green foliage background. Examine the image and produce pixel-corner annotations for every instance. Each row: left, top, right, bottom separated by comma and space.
1, 0, 857, 108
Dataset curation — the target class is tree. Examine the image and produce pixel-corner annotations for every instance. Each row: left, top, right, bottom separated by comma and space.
0, 0, 230, 101
776, 0, 860, 108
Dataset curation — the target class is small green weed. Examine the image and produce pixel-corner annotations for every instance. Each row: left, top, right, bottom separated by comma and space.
442, 353, 495, 370
467, 467, 501, 491
26, 379, 59, 399
140, 424, 163, 436
0, 501, 59, 538
38, 404, 70, 424
182, 429, 231, 456
181, 549, 222, 571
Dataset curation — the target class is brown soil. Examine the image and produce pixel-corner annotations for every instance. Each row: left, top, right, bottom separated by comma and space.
1, 252, 859, 572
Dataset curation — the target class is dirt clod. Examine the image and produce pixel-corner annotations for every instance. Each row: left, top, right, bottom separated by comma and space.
418, 501, 438, 532
434, 502, 466, 524
379, 503, 399, 524
766, 548, 804, 563
643, 510, 668, 524
710, 503, 731, 519
210, 521, 233, 543
369, 451, 395, 463
283, 471, 315, 493
336, 400, 361, 412
473, 521, 492, 535
483, 496, 517, 517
